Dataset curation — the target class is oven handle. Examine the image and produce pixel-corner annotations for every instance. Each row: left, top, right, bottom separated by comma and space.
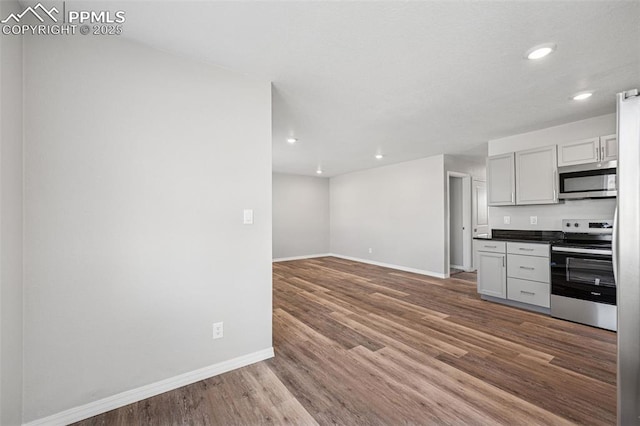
552, 246, 613, 255
613, 205, 618, 284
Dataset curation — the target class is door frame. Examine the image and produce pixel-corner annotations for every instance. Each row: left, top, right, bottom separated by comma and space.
446, 172, 472, 277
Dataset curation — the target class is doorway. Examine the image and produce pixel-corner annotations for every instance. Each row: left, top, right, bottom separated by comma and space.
447, 173, 471, 276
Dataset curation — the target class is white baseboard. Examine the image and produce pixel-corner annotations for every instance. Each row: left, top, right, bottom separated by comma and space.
23, 347, 274, 426
273, 253, 331, 262
329, 253, 447, 279
450, 264, 464, 270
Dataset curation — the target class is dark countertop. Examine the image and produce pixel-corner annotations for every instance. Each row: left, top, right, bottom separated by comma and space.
473, 229, 563, 244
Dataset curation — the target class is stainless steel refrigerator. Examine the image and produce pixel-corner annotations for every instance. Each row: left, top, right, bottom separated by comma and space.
616, 89, 640, 425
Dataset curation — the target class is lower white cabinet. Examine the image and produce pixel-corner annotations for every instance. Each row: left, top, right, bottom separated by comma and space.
507, 254, 550, 283
476, 240, 551, 310
506, 242, 550, 308
507, 278, 550, 308
477, 250, 506, 298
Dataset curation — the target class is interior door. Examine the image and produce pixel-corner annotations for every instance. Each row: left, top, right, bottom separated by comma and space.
472, 179, 488, 237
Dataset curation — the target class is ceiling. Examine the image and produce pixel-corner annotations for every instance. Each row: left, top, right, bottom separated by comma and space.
74, 1, 640, 176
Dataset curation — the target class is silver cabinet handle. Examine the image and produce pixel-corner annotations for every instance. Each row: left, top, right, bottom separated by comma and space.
600, 146, 605, 161
519, 248, 534, 251
520, 290, 536, 295
591, 292, 602, 296
502, 257, 505, 267
485, 245, 497, 248
519, 266, 535, 270
511, 192, 515, 203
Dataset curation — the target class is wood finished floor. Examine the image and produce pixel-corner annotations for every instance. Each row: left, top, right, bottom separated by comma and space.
76, 257, 617, 425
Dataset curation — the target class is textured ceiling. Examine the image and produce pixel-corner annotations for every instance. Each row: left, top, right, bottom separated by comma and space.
70, 1, 640, 176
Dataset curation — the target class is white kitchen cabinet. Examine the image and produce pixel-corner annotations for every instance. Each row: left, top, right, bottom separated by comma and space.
507, 278, 550, 308
487, 153, 515, 206
515, 145, 558, 205
557, 134, 617, 166
507, 254, 550, 283
557, 137, 600, 166
506, 242, 550, 308
600, 134, 618, 162
477, 250, 506, 298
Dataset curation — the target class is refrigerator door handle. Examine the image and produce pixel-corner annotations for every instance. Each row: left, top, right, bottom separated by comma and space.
613, 205, 618, 284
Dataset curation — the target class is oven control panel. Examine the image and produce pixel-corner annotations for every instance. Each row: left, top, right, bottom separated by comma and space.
562, 219, 613, 234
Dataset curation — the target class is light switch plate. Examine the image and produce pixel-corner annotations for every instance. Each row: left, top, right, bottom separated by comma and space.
530, 216, 538, 225
503, 216, 511, 225
243, 209, 253, 225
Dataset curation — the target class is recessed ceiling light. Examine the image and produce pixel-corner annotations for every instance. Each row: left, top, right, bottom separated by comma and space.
375, 154, 384, 160
316, 169, 323, 175
572, 92, 593, 101
525, 43, 556, 60
286, 138, 297, 144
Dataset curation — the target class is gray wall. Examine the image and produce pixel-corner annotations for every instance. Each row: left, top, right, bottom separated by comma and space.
0, 1, 24, 424
488, 114, 616, 230
449, 177, 463, 267
23, 36, 272, 421
273, 173, 330, 259
330, 155, 446, 276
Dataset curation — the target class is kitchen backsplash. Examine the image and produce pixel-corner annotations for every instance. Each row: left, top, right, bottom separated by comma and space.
488, 198, 616, 231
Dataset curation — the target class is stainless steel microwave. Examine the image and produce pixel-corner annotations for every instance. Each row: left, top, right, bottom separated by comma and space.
558, 161, 617, 199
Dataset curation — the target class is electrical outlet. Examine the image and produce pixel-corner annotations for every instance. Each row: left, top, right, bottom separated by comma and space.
503, 216, 511, 225
368, 248, 373, 254
243, 209, 253, 225
212, 322, 223, 339
530, 216, 538, 225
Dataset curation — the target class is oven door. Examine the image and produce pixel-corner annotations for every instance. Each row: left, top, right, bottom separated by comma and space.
558, 162, 617, 199
550, 247, 616, 305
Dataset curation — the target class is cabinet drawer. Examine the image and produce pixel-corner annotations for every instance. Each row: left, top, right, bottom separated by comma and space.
475, 241, 506, 253
507, 242, 549, 258
507, 254, 550, 283
507, 278, 550, 308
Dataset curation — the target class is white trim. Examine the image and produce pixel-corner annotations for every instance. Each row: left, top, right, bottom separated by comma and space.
450, 264, 465, 270
329, 254, 447, 279
23, 348, 275, 426
272, 253, 331, 262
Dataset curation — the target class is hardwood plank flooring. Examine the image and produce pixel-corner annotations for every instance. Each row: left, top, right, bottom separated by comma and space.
75, 257, 616, 425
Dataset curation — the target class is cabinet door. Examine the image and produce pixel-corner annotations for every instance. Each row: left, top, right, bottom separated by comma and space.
557, 137, 599, 166
516, 146, 558, 205
600, 134, 618, 162
487, 153, 515, 206
477, 251, 506, 298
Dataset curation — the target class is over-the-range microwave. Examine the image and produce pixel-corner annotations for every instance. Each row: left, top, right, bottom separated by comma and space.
558, 160, 617, 199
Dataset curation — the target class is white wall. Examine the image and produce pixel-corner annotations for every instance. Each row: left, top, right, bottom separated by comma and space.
488, 114, 617, 230
0, 1, 24, 424
330, 155, 446, 277
23, 35, 272, 422
273, 173, 330, 259
444, 155, 486, 180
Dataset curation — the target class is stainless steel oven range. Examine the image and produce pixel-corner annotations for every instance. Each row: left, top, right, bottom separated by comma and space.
550, 219, 616, 331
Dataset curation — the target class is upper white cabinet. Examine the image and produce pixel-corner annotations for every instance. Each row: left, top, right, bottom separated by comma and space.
600, 134, 618, 162
487, 153, 515, 206
516, 146, 558, 205
557, 137, 599, 166
557, 134, 617, 167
